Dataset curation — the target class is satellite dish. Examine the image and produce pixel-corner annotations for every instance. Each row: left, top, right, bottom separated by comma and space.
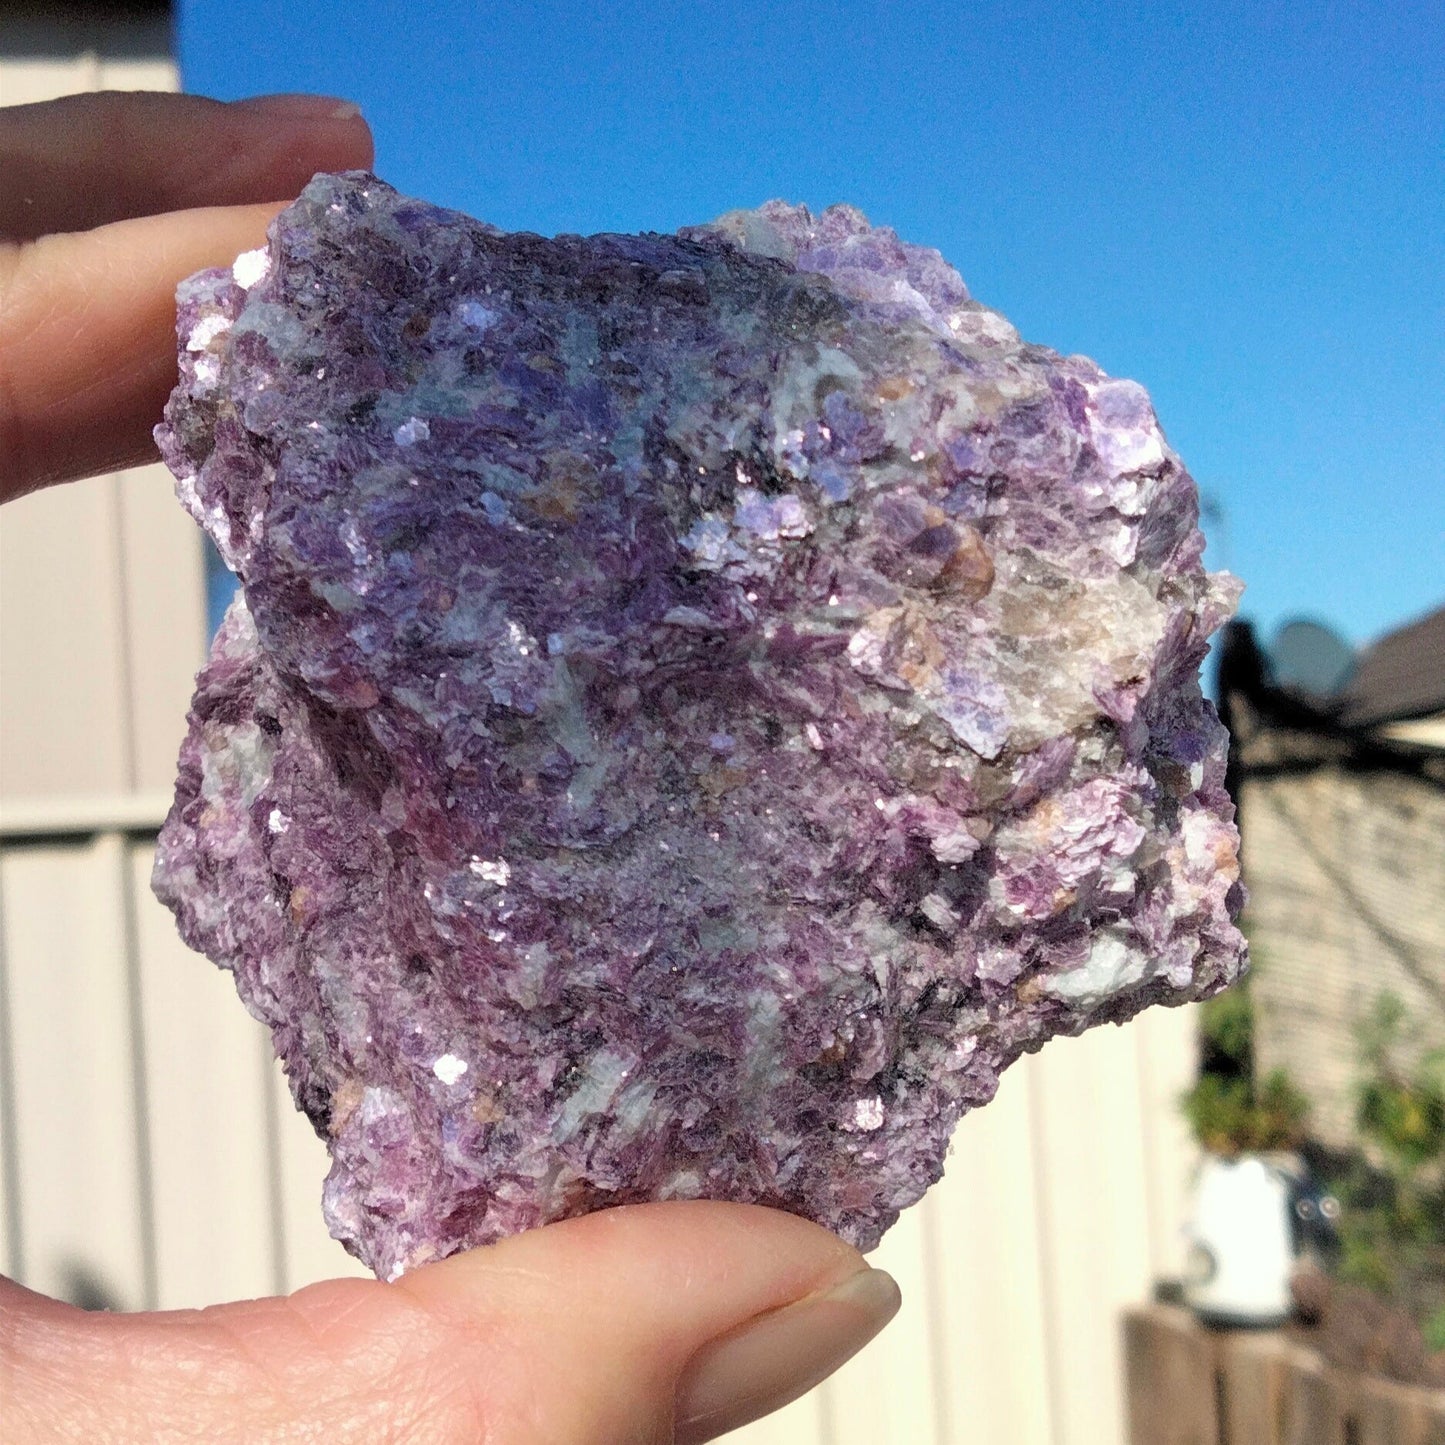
1270, 619, 1356, 698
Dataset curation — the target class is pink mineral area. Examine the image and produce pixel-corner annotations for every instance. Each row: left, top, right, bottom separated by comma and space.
153, 174, 1246, 1280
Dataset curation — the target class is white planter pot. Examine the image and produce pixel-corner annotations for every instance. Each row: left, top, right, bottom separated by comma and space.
1182, 1153, 1297, 1326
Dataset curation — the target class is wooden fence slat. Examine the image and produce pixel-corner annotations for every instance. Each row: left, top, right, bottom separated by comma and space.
928, 1061, 1055, 1445
1125, 1307, 1445, 1445
1218, 1329, 1289, 1444
1285, 1347, 1352, 1445
130, 841, 284, 1308
1357, 1373, 1436, 1445
1303, 1355, 1356, 1445
1423, 1390, 1445, 1445
1122, 1307, 1218, 1445
1, 837, 152, 1309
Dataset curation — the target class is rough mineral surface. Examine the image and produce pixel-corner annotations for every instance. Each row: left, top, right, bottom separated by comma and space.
154, 172, 1246, 1280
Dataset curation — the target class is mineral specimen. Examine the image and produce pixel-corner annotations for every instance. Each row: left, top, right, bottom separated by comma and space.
154, 173, 1246, 1280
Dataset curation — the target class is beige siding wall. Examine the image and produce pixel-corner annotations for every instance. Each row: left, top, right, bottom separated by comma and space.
1242, 762, 1445, 1149
0, 15, 204, 803
0, 5, 372, 1313
0, 18, 1204, 1444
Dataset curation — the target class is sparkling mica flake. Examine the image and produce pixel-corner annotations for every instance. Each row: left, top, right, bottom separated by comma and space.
154, 173, 1245, 1280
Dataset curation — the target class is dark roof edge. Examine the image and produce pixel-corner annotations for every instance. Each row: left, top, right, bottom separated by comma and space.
1217, 619, 1441, 746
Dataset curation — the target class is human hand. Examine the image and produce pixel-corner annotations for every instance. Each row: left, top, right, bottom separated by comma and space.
0, 90, 375, 499
3, 1201, 898, 1442
0, 91, 900, 1442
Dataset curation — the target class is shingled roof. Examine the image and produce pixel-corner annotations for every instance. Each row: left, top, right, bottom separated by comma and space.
1337, 606, 1445, 728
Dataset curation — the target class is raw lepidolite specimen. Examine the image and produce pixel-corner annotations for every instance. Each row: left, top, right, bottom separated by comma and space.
155, 173, 1245, 1279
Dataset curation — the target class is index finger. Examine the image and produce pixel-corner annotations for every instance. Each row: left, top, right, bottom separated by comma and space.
0, 91, 372, 243
0, 89, 374, 499
0, 203, 282, 500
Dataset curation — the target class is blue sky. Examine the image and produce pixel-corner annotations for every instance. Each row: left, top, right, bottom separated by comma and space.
181, 0, 1443, 653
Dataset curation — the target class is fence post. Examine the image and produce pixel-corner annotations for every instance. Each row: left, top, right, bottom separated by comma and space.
1357, 1374, 1444, 1445
1217, 1329, 1289, 1444
1282, 1345, 1350, 1445
1123, 1306, 1220, 1445
1424, 1388, 1445, 1445
1126, 1304, 1445, 1445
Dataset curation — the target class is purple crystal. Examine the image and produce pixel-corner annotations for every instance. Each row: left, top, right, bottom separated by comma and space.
154, 174, 1245, 1279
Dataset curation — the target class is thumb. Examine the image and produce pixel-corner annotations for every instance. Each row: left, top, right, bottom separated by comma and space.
406, 1200, 901, 1443
1, 1201, 900, 1444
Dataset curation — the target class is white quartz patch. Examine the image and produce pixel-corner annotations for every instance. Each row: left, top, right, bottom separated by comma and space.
232, 247, 271, 289
554, 1050, 636, 1141
852, 1096, 885, 1131
432, 1053, 468, 1085
187, 313, 232, 352
469, 857, 511, 886
1043, 927, 1150, 1008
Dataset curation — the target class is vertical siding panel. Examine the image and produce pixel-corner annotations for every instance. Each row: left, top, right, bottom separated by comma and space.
96, 51, 177, 93
0, 483, 131, 801
0, 53, 99, 106
818, 1199, 941, 1445
0, 43, 182, 806
1, 837, 150, 1309
117, 828, 161, 1308
0, 892, 21, 1280
928, 1062, 1055, 1445
1135, 1004, 1200, 1283
258, 1029, 292, 1297
131, 841, 281, 1308
270, 1064, 371, 1288
116, 465, 206, 793
1029, 1024, 1157, 1445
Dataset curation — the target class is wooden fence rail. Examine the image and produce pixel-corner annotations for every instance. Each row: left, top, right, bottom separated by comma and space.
1124, 1305, 1445, 1445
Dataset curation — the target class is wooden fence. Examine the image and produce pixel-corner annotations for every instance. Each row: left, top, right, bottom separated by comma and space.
0, 16, 1204, 1442
1124, 1305, 1445, 1445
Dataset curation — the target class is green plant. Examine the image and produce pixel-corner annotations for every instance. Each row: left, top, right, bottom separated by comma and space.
1182, 948, 1310, 1154
1183, 1065, 1310, 1154
1353, 993, 1445, 1233
1359, 1071, 1445, 1175
1339, 1227, 1395, 1294
1312, 992, 1445, 1338
1198, 978, 1254, 1071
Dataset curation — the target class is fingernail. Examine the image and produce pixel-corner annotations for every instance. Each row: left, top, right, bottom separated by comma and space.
674, 1267, 902, 1443
232, 93, 363, 122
